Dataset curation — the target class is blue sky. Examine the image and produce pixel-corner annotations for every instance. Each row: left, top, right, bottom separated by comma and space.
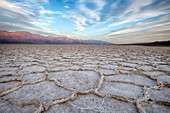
0, 0, 170, 44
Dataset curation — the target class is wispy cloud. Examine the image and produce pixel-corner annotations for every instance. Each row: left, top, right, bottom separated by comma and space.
107, 16, 170, 36
124, 0, 153, 14
0, 0, 62, 36
0, 22, 66, 37
63, 0, 106, 31
64, 5, 69, 9
40, 10, 62, 15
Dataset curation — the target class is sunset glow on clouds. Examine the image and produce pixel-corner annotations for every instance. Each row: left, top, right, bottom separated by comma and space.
0, 0, 170, 44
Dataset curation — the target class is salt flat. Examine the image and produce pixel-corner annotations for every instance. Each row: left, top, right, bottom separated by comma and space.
0, 44, 170, 113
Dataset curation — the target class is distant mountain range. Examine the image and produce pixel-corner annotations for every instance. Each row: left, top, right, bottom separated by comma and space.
0, 30, 112, 44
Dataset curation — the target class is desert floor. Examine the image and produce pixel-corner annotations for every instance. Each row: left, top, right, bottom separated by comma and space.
0, 44, 170, 113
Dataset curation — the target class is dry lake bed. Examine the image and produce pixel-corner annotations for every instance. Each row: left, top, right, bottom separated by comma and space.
0, 44, 170, 113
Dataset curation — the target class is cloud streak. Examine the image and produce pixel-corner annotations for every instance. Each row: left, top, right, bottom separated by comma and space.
107, 16, 170, 36
108, 25, 170, 44
0, 22, 65, 37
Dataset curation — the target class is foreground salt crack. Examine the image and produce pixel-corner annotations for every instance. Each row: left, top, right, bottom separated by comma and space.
0, 45, 170, 113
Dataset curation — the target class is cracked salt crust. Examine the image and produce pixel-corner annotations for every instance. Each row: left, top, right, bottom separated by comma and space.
0, 45, 170, 113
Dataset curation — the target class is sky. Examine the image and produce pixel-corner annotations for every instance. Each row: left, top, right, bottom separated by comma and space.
0, 0, 170, 44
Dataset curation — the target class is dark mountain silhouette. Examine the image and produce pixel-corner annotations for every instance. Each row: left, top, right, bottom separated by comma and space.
0, 30, 112, 44
119, 41, 170, 46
